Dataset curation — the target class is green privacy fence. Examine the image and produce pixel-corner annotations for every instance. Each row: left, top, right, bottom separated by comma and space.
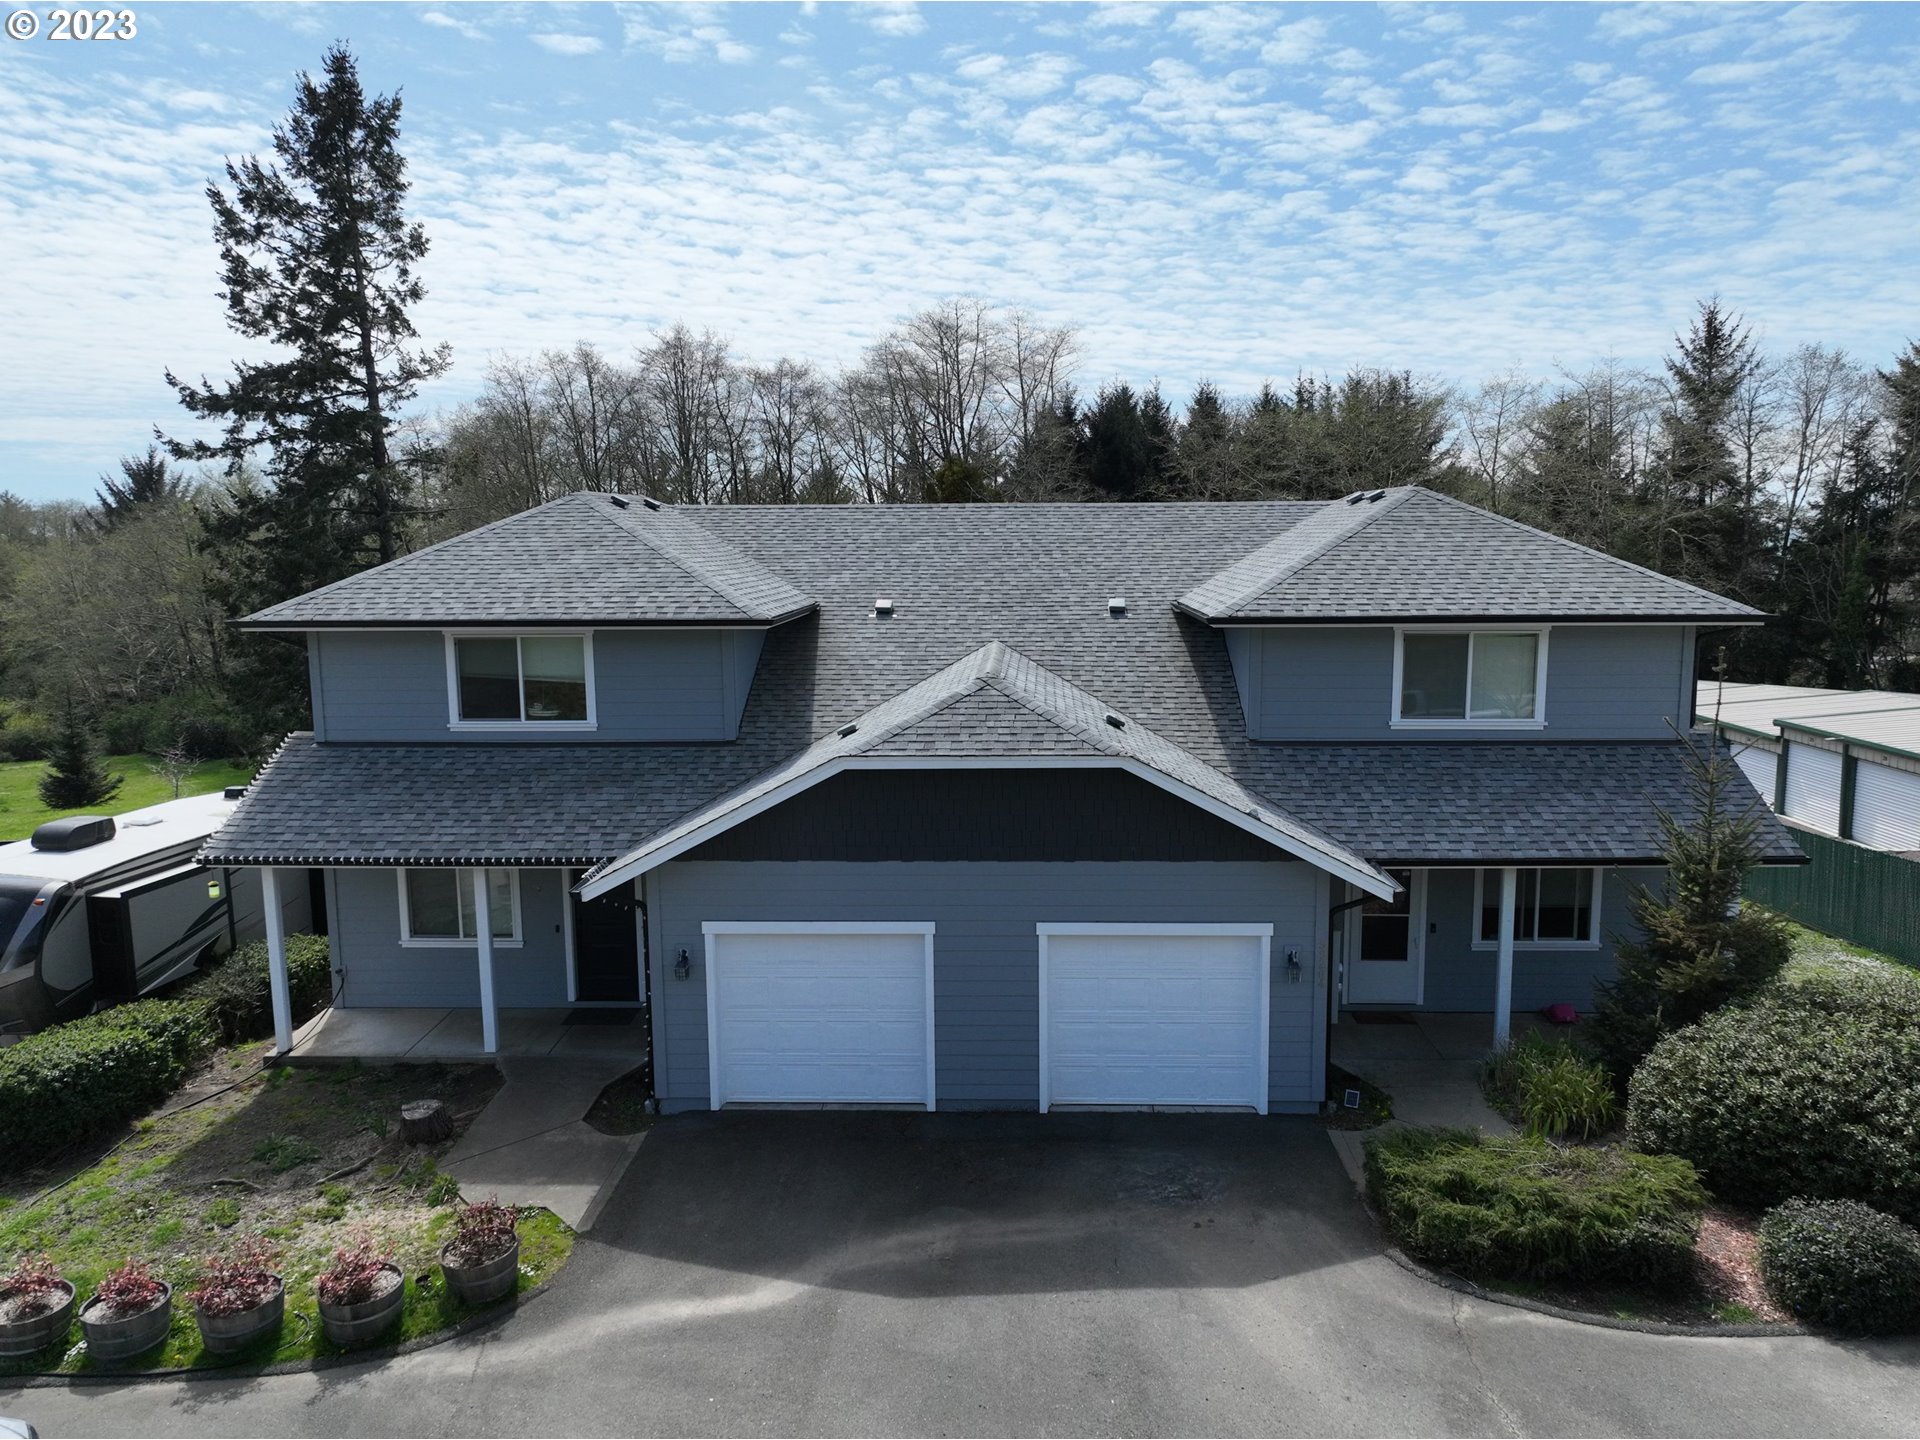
1744, 824, 1920, 967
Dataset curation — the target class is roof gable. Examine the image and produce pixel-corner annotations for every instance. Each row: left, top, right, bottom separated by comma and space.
577, 639, 1394, 898
1178, 487, 1764, 624
239, 493, 814, 628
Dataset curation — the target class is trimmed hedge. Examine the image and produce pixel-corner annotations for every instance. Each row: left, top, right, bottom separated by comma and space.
1759, 1199, 1920, 1333
1363, 1127, 1705, 1291
1626, 967, 1920, 1222
176, 933, 332, 1044
0, 999, 212, 1164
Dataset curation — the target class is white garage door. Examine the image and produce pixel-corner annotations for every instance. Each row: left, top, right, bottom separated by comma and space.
1040, 925, 1271, 1114
705, 924, 934, 1108
1783, 742, 1844, 834
1851, 758, 1920, 850
1730, 740, 1779, 808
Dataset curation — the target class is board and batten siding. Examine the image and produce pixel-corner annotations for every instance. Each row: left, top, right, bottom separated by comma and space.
647, 860, 1328, 1114
306, 628, 764, 743
1230, 625, 1695, 741
1412, 865, 1660, 1013
327, 866, 572, 1009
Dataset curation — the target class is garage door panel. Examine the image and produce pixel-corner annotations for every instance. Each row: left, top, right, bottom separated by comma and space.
1044, 931, 1268, 1112
709, 928, 933, 1107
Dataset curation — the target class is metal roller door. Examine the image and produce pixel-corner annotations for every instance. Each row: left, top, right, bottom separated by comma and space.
1851, 759, 1920, 850
1782, 743, 1843, 834
1730, 740, 1779, 809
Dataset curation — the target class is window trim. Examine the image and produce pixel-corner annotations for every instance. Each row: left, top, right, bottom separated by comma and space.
444, 630, 597, 731
1390, 625, 1549, 730
396, 868, 525, 948
1470, 866, 1602, 951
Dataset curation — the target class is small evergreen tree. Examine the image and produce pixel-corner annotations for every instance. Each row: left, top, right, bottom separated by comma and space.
1589, 729, 1791, 1079
38, 701, 123, 810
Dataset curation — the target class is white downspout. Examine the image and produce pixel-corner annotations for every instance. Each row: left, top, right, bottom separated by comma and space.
474, 868, 499, 1055
263, 866, 292, 1056
1493, 866, 1516, 1048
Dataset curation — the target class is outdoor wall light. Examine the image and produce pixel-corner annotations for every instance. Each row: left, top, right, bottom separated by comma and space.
674, 948, 691, 981
206, 877, 222, 901
1284, 948, 1302, 983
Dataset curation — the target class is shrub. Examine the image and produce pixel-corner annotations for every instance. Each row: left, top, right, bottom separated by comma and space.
1758, 1199, 1920, 1333
1589, 735, 1792, 1079
1481, 1033, 1617, 1140
189, 1237, 282, 1318
0, 1255, 69, 1318
176, 934, 331, 1044
317, 1236, 397, 1308
1363, 1127, 1705, 1290
444, 1199, 518, 1268
0, 704, 54, 763
1626, 982, 1920, 1222
91, 1260, 168, 1318
0, 999, 212, 1165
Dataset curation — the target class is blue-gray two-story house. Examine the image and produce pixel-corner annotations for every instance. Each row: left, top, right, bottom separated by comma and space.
203, 485, 1801, 1114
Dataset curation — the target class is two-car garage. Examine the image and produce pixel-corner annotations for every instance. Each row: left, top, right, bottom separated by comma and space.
703, 920, 1276, 1114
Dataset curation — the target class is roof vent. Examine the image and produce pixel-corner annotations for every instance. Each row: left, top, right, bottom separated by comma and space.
1345, 492, 1366, 505
836, 722, 859, 739
641, 496, 661, 511
1366, 489, 1387, 502
223, 786, 248, 800
1104, 712, 1126, 730
873, 597, 894, 617
1107, 597, 1127, 615
607, 495, 629, 509
30, 815, 116, 852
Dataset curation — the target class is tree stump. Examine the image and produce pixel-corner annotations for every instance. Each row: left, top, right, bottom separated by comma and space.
399, 1099, 453, 1145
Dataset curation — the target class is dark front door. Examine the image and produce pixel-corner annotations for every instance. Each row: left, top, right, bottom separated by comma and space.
571, 875, 642, 1004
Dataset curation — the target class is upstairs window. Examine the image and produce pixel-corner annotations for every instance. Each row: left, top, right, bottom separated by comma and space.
398, 868, 522, 946
448, 634, 593, 727
1473, 867, 1600, 948
1396, 629, 1544, 725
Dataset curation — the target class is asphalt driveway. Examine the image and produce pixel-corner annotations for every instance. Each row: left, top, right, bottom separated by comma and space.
8, 1113, 1920, 1437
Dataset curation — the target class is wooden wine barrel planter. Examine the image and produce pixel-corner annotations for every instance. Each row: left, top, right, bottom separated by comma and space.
441, 1235, 520, 1307
0, 1281, 75, 1358
317, 1264, 404, 1348
194, 1275, 285, 1355
80, 1283, 174, 1364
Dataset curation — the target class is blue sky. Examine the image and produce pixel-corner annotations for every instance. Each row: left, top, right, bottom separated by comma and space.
2, 1, 1916, 502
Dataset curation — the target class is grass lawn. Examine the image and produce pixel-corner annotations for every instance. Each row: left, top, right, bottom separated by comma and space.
1779, 920, 1920, 986
0, 1044, 574, 1376
0, 753, 256, 842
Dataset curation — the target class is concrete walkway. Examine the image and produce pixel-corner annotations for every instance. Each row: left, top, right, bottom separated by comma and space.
443, 1055, 648, 1232
284, 1006, 650, 1063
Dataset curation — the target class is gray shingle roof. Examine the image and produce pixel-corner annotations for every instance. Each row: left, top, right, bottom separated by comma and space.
206, 494, 1796, 874
1177, 487, 1766, 623
576, 640, 1391, 894
238, 493, 814, 627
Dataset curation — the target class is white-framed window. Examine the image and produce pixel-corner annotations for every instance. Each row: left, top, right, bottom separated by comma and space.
445, 632, 595, 729
1472, 867, 1601, 949
397, 868, 523, 947
1393, 628, 1548, 728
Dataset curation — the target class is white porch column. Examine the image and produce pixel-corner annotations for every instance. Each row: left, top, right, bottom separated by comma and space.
262, 867, 293, 1055
1493, 865, 1517, 1049
473, 867, 499, 1055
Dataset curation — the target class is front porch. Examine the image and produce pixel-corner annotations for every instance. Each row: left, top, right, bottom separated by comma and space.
280, 1005, 650, 1065
1330, 1011, 1554, 1131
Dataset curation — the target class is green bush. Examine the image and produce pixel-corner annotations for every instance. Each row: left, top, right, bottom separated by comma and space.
1626, 973, 1920, 1222
0, 999, 212, 1164
96, 697, 252, 762
1481, 1033, 1618, 1140
1364, 1127, 1705, 1290
0, 703, 54, 763
176, 934, 332, 1044
1758, 1199, 1920, 1333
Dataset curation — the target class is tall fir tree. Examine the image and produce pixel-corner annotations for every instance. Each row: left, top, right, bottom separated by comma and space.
163, 44, 448, 743
38, 700, 123, 811
93, 446, 186, 531
1646, 300, 1759, 595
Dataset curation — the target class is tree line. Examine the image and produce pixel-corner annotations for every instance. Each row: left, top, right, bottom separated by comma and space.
0, 43, 1914, 779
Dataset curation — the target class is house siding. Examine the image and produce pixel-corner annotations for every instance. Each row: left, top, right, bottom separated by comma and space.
1413, 865, 1660, 1012
329, 866, 572, 1008
309, 628, 750, 743
1237, 625, 1694, 741
649, 859, 1328, 1114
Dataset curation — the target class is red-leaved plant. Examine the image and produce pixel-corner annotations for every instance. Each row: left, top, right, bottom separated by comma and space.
91, 1260, 168, 1318
316, 1236, 397, 1307
444, 1198, 518, 1268
189, 1237, 282, 1319
0, 1254, 69, 1319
